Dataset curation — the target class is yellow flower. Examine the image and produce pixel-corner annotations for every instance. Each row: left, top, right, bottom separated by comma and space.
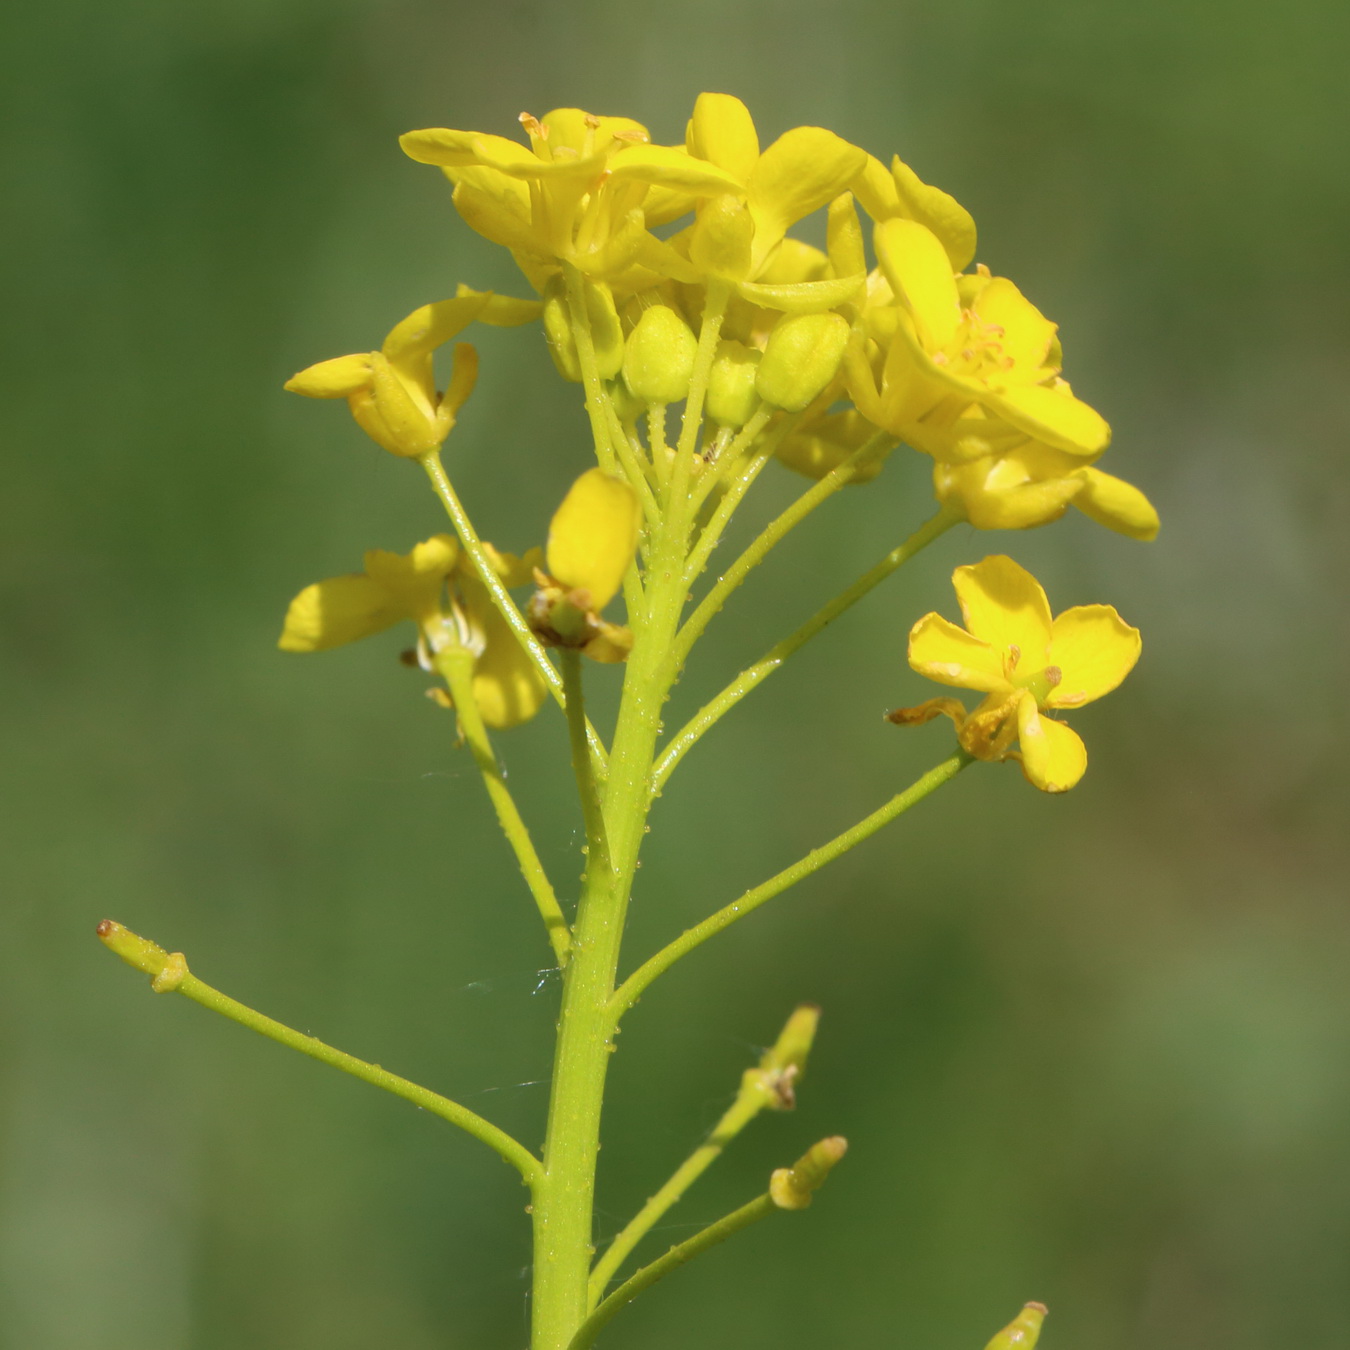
888, 555, 1141, 792
684, 93, 867, 280
285, 288, 539, 457
529, 469, 642, 663
849, 232, 1108, 456
931, 433, 1160, 540
844, 234, 1158, 538
278, 535, 548, 728
400, 108, 739, 292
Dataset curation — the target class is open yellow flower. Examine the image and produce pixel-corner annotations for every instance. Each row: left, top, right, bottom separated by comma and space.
888, 555, 1141, 792
278, 534, 548, 728
285, 288, 539, 457
401, 108, 740, 293
845, 238, 1158, 538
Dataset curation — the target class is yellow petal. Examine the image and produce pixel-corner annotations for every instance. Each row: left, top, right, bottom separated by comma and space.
477, 541, 543, 589
874, 219, 961, 350
539, 108, 648, 156
747, 127, 867, 262
364, 534, 458, 621
381, 294, 491, 368
468, 597, 550, 728
934, 454, 1082, 531
453, 284, 543, 327
985, 383, 1110, 456
827, 193, 866, 281
953, 555, 1053, 657
450, 170, 540, 255
756, 238, 830, 284
908, 613, 1010, 692
1016, 692, 1087, 792
1072, 467, 1160, 541
608, 143, 744, 195
969, 278, 1056, 376
284, 353, 372, 398
890, 155, 978, 272
850, 153, 901, 220
278, 574, 404, 652
686, 93, 760, 183
546, 468, 641, 611
1044, 605, 1140, 708
400, 128, 536, 170
441, 343, 479, 418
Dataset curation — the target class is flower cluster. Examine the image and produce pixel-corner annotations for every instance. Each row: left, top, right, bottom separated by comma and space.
279, 93, 1152, 788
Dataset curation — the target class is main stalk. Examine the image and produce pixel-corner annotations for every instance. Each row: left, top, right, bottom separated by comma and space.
529, 516, 691, 1350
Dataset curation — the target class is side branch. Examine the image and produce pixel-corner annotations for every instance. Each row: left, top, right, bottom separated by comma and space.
420, 450, 610, 777
672, 431, 896, 665
653, 507, 959, 792
587, 1005, 818, 1307
96, 920, 544, 1190
567, 1195, 776, 1350
611, 753, 971, 1023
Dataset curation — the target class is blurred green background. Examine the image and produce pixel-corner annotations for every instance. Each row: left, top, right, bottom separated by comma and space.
4, 1, 1348, 1347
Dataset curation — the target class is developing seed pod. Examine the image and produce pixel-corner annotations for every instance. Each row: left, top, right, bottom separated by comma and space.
755, 312, 851, 412
705, 339, 761, 428
622, 305, 699, 404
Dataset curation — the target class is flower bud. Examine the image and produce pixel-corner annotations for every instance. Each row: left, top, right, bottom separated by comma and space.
542, 276, 625, 383
546, 468, 642, 612
622, 305, 699, 404
984, 1303, 1046, 1350
769, 1135, 848, 1210
755, 312, 851, 412
705, 339, 761, 427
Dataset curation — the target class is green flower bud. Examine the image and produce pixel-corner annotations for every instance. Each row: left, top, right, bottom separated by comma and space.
755, 312, 851, 412
705, 339, 761, 427
541, 275, 624, 383
621, 304, 698, 404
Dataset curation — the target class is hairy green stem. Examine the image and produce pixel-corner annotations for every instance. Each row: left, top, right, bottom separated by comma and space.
653, 507, 959, 792
436, 647, 571, 968
611, 753, 971, 1023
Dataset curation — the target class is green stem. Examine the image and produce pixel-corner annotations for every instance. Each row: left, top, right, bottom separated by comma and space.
587, 1065, 779, 1305
561, 651, 611, 874
436, 647, 572, 968
419, 451, 610, 779
96, 921, 542, 1188
610, 753, 971, 1024
561, 264, 621, 479
666, 280, 730, 538
568, 1195, 778, 1350
653, 508, 959, 792
686, 403, 771, 518
673, 431, 895, 666
530, 272, 714, 1350
680, 410, 798, 590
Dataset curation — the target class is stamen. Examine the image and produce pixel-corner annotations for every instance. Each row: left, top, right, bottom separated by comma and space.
1044, 665, 1062, 687
518, 112, 546, 140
